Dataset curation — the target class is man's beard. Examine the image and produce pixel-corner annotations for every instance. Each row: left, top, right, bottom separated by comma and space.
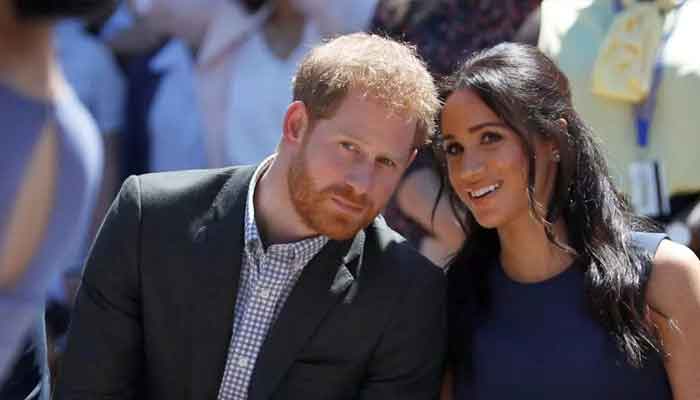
13, 0, 117, 20
287, 149, 377, 241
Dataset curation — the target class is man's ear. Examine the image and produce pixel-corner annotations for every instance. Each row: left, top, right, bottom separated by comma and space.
282, 101, 311, 145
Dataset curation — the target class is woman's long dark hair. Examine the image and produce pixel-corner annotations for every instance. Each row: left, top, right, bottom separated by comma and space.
436, 43, 662, 371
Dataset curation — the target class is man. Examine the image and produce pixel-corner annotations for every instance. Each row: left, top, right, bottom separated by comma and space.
56, 33, 446, 400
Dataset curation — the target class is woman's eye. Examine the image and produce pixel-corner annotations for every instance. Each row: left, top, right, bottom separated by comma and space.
481, 131, 503, 144
444, 142, 463, 156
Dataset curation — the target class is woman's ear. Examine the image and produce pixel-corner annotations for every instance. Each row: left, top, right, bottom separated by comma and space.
556, 118, 568, 132
550, 118, 568, 162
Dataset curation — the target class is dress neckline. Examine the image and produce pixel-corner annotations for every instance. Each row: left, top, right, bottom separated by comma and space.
492, 256, 583, 288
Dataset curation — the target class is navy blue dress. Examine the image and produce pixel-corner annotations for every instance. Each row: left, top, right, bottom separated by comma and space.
451, 233, 672, 399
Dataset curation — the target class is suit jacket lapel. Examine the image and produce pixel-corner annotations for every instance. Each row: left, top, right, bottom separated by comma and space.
187, 166, 256, 400
248, 229, 366, 400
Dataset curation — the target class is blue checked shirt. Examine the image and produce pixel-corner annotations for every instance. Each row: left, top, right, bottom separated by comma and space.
217, 157, 328, 400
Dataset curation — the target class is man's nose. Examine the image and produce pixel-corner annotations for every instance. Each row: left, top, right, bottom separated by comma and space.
345, 162, 374, 196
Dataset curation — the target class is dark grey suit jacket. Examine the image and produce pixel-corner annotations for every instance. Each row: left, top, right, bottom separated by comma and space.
55, 165, 446, 400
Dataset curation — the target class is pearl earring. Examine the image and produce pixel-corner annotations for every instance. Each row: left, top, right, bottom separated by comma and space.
552, 151, 561, 162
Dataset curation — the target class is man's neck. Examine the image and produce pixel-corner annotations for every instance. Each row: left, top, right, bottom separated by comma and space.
0, 14, 60, 100
253, 157, 317, 245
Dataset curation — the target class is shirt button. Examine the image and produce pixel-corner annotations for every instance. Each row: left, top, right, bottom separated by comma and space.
258, 288, 271, 299
237, 356, 249, 368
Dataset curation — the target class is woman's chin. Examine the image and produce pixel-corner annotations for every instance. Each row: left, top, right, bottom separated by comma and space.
472, 213, 502, 230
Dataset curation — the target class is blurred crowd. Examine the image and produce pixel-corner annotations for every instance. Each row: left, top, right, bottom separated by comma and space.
2, 0, 700, 397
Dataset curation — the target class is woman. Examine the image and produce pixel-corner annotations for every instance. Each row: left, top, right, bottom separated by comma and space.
436, 43, 700, 399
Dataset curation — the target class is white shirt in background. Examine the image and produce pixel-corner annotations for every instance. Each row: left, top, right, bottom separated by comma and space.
148, 40, 208, 172
226, 22, 320, 166
196, 0, 379, 167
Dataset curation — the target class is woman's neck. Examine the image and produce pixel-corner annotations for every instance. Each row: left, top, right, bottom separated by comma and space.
496, 214, 574, 283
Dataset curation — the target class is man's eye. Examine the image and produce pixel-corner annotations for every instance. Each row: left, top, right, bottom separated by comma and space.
377, 157, 396, 168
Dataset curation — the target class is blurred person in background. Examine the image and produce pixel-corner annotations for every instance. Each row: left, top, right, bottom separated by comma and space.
55, 16, 125, 204
370, 0, 540, 266
0, 0, 114, 397
56, 16, 126, 143
101, 1, 167, 59
46, 13, 127, 384
114, 0, 214, 175
372, 0, 541, 78
105, 0, 379, 178
539, 0, 700, 223
198, 0, 379, 168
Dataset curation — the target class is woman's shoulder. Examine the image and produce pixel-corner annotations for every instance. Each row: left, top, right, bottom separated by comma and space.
646, 239, 700, 320
645, 239, 700, 398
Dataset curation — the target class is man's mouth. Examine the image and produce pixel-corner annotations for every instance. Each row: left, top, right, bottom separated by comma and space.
332, 195, 366, 213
